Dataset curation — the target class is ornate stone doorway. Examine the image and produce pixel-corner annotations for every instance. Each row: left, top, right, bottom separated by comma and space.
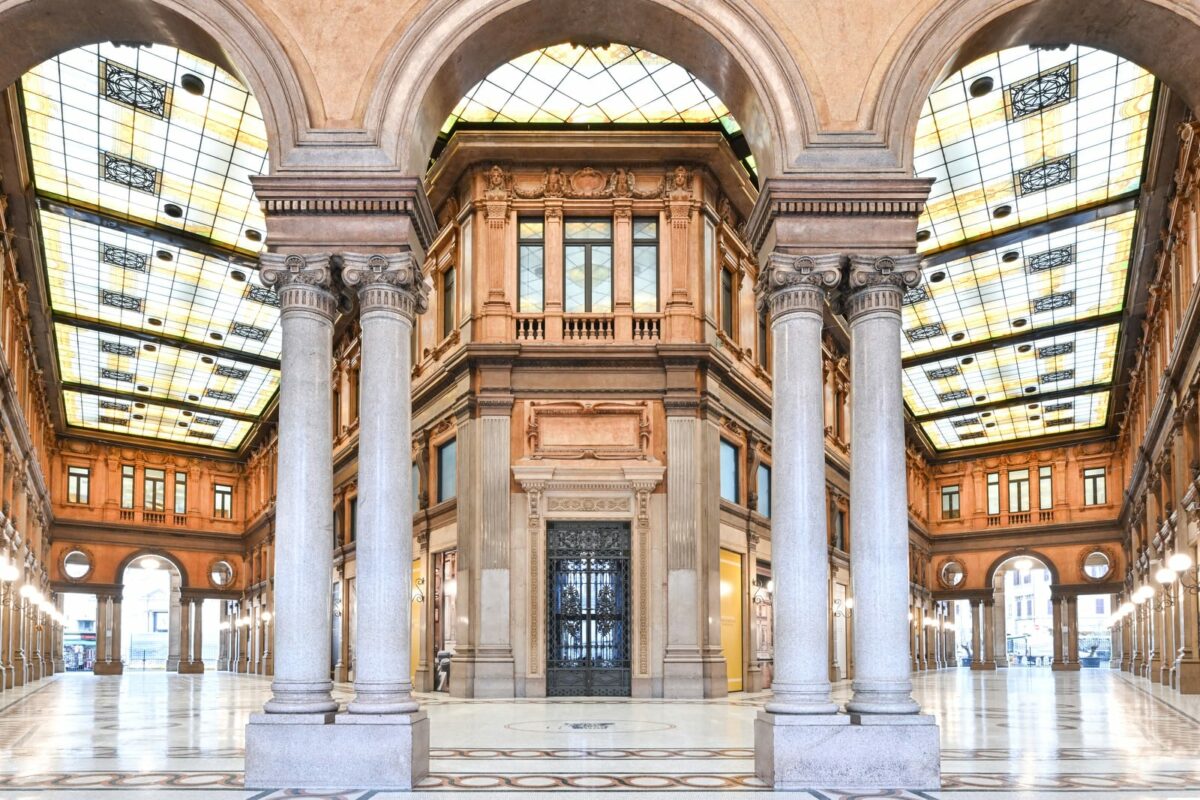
546, 521, 631, 697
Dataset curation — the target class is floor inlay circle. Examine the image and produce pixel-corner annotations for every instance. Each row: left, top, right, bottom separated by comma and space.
505, 719, 676, 733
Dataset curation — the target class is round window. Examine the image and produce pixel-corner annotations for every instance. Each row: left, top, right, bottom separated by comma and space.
940, 561, 965, 588
1083, 550, 1111, 581
210, 560, 234, 587
63, 549, 92, 580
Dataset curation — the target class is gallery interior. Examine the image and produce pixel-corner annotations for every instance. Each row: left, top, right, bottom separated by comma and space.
2, 0, 1200, 797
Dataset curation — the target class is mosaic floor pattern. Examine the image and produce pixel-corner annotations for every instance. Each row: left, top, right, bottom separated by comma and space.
1, 667, 1199, 798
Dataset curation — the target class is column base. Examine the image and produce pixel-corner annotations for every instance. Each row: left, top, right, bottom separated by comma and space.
217, 659, 230, 671
1051, 662, 1080, 672
1177, 660, 1200, 694
746, 666, 766, 693
93, 662, 124, 676
236, 660, 248, 674
52, 659, 65, 674
970, 661, 996, 671
1148, 658, 1163, 683
245, 711, 428, 790
178, 661, 205, 674
755, 711, 940, 790
166, 658, 181, 671
3, 664, 14, 689
662, 654, 706, 698
449, 653, 515, 698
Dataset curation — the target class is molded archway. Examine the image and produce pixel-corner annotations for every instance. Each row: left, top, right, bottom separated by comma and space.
115, 548, 189, 589
985, 549, 1061, 587
880, 0, 1200, 172
368, 0, 815, 178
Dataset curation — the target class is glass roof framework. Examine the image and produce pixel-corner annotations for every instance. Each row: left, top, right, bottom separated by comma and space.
19, 44, 275, 450
440, 43, 756, 176
909, 45, 1156, 451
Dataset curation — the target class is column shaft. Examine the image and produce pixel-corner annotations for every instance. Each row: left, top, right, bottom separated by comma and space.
192, 600, 204, 669
758, 254, 839, 714
343, 253, 426, 714
846, 256, 920, 715
260, 253, 338, 714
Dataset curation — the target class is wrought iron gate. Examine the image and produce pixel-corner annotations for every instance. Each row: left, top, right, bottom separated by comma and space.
546, 521, 631, 696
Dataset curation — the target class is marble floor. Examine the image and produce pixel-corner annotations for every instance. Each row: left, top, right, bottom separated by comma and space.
1, 668, 1199, 799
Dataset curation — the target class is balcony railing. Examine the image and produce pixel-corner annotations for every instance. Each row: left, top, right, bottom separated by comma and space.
632, 315, 661, 341
564, 314, 614, 341
515, 315, 545, 341
1007, 512, 1031, 525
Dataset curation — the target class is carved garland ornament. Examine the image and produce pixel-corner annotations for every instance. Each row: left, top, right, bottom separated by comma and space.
504, 165, 689, 200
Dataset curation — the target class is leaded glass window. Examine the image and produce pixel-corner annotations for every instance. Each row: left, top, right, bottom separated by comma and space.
564, 219, 613, 313
1017, 155, 1074, 196
518, 218, 545, 312
144, 468, 166, 511
632, 218, 658, 313
102, 60, 169, 117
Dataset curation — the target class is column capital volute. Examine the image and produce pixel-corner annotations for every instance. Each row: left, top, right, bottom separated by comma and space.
341, 252, 431, 321
259, 252, 337, 320
843, 253, 922, 322
754, 252, 842, 320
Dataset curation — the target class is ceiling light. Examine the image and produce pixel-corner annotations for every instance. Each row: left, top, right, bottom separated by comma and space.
1167, 552, 1193, 572
180, 73, 206, 95
916, 230, 931, 242
969, 76, 994, 97
163, 203, 184, 218
1156, 566, 1176, 584
1013, 318, 1027, 327
230, 270, 247, 282
930, 271, 946, 283
156, 249, 173, 261
992, 204, 1012, 219
951, 332, 965, 342
1002, 250, 1019, 262
961, 356, 974, 365
243, 229, 262, 242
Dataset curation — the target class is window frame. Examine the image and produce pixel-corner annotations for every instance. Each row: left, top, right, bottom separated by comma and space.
440, 265, 457, 339
67, 465, 90, 505
720, 267, 735, 339
1038, 465, 1053, 510
563, 218, 614, 314
631, 217, 659, 313
756, 306, 769, 369
518, 216, 546, 312
174, 471, 187, 515
1083, 467, 1107, 505
213, 483, 233, 519
719, 438, 740, 504
986, 472, 1000, 516
143, 467, 166, 511
437, 439, 457, 503
940, 484, 961, 520
120, 464, 135, 509
1007, 468, 1030, 513
755, 463, 771, 517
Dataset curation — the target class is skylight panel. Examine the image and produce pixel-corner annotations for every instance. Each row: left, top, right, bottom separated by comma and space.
920, 390, 1109, 450
63, 389, 250, 449
913, 45, 1153, 252
21, 43, 268, 253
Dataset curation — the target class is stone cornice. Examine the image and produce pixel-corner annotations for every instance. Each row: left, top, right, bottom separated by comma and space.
250, 173, 436, 251
745, 176, 933, 252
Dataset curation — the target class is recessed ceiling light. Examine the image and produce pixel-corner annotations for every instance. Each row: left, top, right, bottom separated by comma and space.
985, 422, 996, 428
243, 229, 262, 242
132, 413, 144, 420
930, 271, 947, 283
188, 394, 200, 402
180, 74, 206, 95
1028, 403, 1039, 409
209, 332, 224, 341
916, 230, 931, 242
156, 250, 173, 261
1013, 318, 1028, 328
142, 344, 156, 352
1030, 414, 1041, 421
981, 411, 993, 418
177, 421, 188, 427
147, 317, 163, 326
1024, 386, 1037, 394
992, 205, 1012, 219
182, 410, 193, 417
951, 332, 965, 342
1002, 250, 1020, 262
134, 402, 146, 409
975, 395, 986, 402
230, 270, 247, 282
163, 203, 184, 218
201, 356, 214, 365
1018, 344, 1032, 353
136, 385, 150, 392
961, 356, 975, 365
969, 76, 995, 97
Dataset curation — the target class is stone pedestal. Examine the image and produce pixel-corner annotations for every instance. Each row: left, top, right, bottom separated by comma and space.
245, 711, 429, 790
755, 712, 940, 790
93, 661, 123, 675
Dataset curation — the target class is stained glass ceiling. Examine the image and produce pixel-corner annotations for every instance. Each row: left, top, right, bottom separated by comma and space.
909, 45, 1155, 450
20, 43, 274, 450
439, 43, 755, 176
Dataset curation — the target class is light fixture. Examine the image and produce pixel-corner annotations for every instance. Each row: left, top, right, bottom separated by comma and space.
1119, 601, 1134, 616
1168, 552, 1194, 573
0, 558, 17, 582
140, 557, 160, 571
1012, 558, 1033, 573
261, 611, 272, 623
1156, 565, 1177, 584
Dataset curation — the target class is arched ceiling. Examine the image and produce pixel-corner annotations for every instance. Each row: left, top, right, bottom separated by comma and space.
19, 43, 275, 450
902, 44, 1155, 451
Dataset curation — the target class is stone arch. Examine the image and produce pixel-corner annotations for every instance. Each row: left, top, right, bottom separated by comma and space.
366, 0, 816, 178
984, 548, 1061, 588
0, 0, 310, 168
115, 548, 190, 589
879, 0, 1200, 172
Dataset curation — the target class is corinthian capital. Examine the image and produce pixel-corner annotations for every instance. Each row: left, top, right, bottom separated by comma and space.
754, 253, 843, 318
341, 252, 431, 321
259, 253, 336, 319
